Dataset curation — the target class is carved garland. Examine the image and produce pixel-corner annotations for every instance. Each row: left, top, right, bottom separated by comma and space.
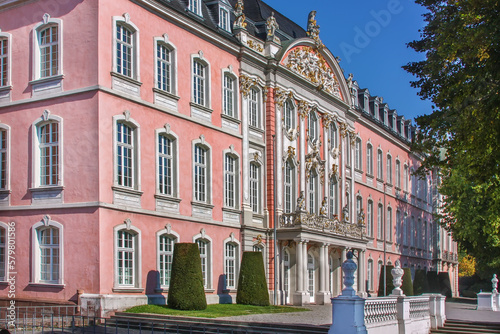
305, 144, 326, 185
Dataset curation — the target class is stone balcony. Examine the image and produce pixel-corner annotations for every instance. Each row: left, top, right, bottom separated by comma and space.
279, 210, 365, 240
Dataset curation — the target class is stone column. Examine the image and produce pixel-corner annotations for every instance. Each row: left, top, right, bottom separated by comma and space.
341, 134, 346, 214
299, 108, 306, 194
316, 244, 331, 304
240, 85, 252, 226
357, 249, 366, 297
293, 240, 307, 305
350, 134, 355, 217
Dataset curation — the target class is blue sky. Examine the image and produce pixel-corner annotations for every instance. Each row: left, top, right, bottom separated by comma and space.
263, 0, 433, 122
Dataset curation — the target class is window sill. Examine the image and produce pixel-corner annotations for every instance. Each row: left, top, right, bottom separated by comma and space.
222, 207, 241, 214
29, 185, 64, 193
112, 287, 144, 293
28, 282, 65, 289
29, 74, 64, 86
113, 186, 143, 208
112, 186, 143, 196
190, 102, 213, 114
0, 189, 11, 195
366, 173, 374, 178
155, 287, 169, 293
0, 85, 12, 93
153, 88, 180, 112
30, 75, 64, 97
190, 103, 213, 123
29, 186, 64, 205
376, 178, 384, 183
191, 201, 214, 209
111, 72, 142, 97
354, 168, 363, 173
221, 113, 241, 124
192, 201, 214, 218
249, 125, 264, 134
155, 194, 181, 203
153, 88, 179, 101
204, 289, 215, 293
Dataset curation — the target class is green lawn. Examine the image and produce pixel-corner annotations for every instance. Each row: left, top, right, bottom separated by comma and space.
125, 304, 310, 318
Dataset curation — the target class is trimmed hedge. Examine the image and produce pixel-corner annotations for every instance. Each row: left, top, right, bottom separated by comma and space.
427, 271, 441, 293
236, 251, 269, 306
438, 272, 452, 298
377, 265, 394, 296
167, 243, 207, 310
413, 269, 430, 295
401, 268, 414, 296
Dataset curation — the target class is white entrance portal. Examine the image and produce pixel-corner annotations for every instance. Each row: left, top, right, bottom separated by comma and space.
308, 254, 315, 303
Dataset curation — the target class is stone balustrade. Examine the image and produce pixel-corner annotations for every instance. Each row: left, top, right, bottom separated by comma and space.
280, 211, 364, 239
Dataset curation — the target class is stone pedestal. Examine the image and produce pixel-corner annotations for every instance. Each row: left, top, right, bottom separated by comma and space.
316, 291, 332, 305
293, 291, 309, 306
329, 296, 367, 334
477, 292, 495, 311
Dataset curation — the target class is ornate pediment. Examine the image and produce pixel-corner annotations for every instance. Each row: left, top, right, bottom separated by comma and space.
282, 46, 342, 99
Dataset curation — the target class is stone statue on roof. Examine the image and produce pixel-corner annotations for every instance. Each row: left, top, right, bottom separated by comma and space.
266, 12, 279, 41
307, 10, 323, 49
233, 0, 247, 30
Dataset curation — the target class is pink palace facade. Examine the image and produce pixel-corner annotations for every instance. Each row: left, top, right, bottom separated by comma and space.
0, 0, 457, 314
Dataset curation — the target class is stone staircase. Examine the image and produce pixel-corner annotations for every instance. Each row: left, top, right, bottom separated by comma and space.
431, 320, 500, 333
112, 312, 330, 334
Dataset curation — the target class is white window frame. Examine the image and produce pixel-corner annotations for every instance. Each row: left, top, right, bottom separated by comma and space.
308, 110, 318, 143
377, 149, 383, 180
329, 123, 337, 149
223, 236, 240, 290
248, 87, 261, 128
31, 217, 64, 285
356, 196, 362, 223
284, 99, 295, 133
367, 259, 373, 291
387, 207, 392, 242
283, 248, 290, 304
395, 160, 401, 188
0, 222, 8, 282
308, 169, 318, 214
307, 253, 315, 299
222, 70, 238, 119
192, 139, 212, 204
219, 7, 230, 32
0, 32, 12, 88
250, 161, 261, 213
156, 227, 180, 289
191, 55, 210, 108
154, 38, 176, 94
284, 159, 296, 213
329, 177, 338, 218
155, 128, 178, 197
377, 203, 383, 239
366, 143, 373, 175
367, 200, 373, 237
31, 113, 63, 188
386, 154, 392, 185
355, 138, 362, 170
404, 164, 409, 192
112, 15, 140, 80
188, 0, 202, 16
32, 15, 63, 81
193, 232, 213, 290
0, 124, 10, 191
113, 222, 142, 289
113, 114, 141, 191
223, 150, 240, 209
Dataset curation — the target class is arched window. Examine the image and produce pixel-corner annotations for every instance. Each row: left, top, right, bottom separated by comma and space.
307, 254, 315, 301
250, 162, 260, 213
308, 170, 318, 214
33, 15, 63, 80
284, 159, 295, 213
377, 149, 383, 180
32, 217, 64, 285
308, 111, 318, 142
367, 200, 373, 237
284, 99, 295, 132
329, 123, 337, 149
355, 138, 362, 170
224, 151, 239, 209
249, 87, 261, 128
387, 207, 393, 242
329, 178, 338, 218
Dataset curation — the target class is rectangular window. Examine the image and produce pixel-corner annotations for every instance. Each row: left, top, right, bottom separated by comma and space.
193, 60, 205, 105
367, 201, 373, 237
39, 122, 59, 186
284, 161, 293, 213
0, 38, 7, 86
366, 145, 373, 175
284, 101, 294, 132
116, 24, 133, 77
219, 8, 229, 31
249, 89, 259, 127
159, 235, 174, 287
387, 156, 392, 184
117, 230, 134, 285
156, 43, 171, 92
387, 208, 392, 242
396, 161, 401, 188
117, 123, 134, 188
0, 130, 6, 189
189, 0, 200, 15
309, 172, 317, 214
404, 165, 409, 191
158, 135, 173, 196
223, 75, 234, 117
329, 125, 337, 148
225, 243, 236, 289
377, 204, 383, 239
40, 26, 58, 78
308, 112, 318, 142
377, 150, 383, 180
0, 228, 4, 281
196, 239, 208, 288
329, 179, 337, 218
355, 139, 362, 170
250, 163, 259, 213
39, 227, 59, 283
194, 145, 207, 202
224, 155, 235, 208
367, 260, 373, 291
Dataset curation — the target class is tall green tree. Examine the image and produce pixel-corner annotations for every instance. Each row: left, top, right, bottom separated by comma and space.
404, 0, 500, 274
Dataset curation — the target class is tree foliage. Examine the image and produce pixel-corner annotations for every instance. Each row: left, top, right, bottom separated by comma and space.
236, 252, 270, 306
404, 0, 500, 273
458, 253, 476, 277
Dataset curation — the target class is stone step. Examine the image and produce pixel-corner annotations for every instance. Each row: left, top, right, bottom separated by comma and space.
112, 312, 330, 334
431, 320, 500, 334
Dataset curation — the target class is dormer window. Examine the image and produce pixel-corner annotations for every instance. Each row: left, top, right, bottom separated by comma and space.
219, 8, 230, 32
364, 95, 369, 113
189, 0, 202, 16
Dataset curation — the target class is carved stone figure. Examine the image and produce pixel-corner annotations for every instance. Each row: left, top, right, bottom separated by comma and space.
492, 274, 498, 293
342, 204, 349, 223
319, 197, 328, 216
391, 260, 405, 296
233, 0, 247, 29
357, 208, 365, 226
266, 12, 279, 40
296, 191, 306, 212
307, 10, 319, 38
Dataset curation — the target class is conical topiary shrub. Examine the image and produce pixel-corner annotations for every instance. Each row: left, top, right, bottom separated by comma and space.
377, 265, 394, 296
413, 269, 430, 295
236, 251, 269, 306
427, 271, 441, 293
401, 268, 414, 296
167, 243, 207, 310
438, 272, 452, 298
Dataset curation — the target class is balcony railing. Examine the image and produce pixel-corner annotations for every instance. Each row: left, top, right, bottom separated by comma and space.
280, 211, 364, 239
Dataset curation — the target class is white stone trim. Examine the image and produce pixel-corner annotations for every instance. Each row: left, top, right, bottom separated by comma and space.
155, 225, 180, 289
190, 52, 211, 109
0, 30, 12, 91
112, 112, 141, 191
31, 14, 63, 81
153, 35, 177, 96
0, 221, 10, 281
31, 216, 64, 285
112, 14, 140, 81
155, 126, 179, 198
113, 221, 142, 290
0, 123, 10, 192
223, 233, 240, 290
222, 146, 240, 210
192, 136, 212, 205
192, 230, 213, 290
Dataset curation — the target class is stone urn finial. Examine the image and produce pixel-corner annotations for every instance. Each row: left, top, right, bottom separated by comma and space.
492, 274, 498, 294
391, 260, 405, 296
341, 251, 357, 297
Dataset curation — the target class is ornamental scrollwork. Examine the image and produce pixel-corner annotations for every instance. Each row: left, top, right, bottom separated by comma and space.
339, 122, 348, 138
282, 146, 298, 169
283, 46, 340, 98
306, 10, 324, 50
297, 100, 311, 120
329, 163, 339, 181
348, 130, 357, 146
247, 40, 264, 53
233, 0, 247, 29
305, 141, 326, 184
274, 87, 294, 107
239, 75, 258, 97
284, 125, 299, 141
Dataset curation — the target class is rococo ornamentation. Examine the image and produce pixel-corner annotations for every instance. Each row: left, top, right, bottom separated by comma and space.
233, 0, 247, 29
283, 46, 340, 98
305, 141, 326, 184
239, 75, 258, 97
